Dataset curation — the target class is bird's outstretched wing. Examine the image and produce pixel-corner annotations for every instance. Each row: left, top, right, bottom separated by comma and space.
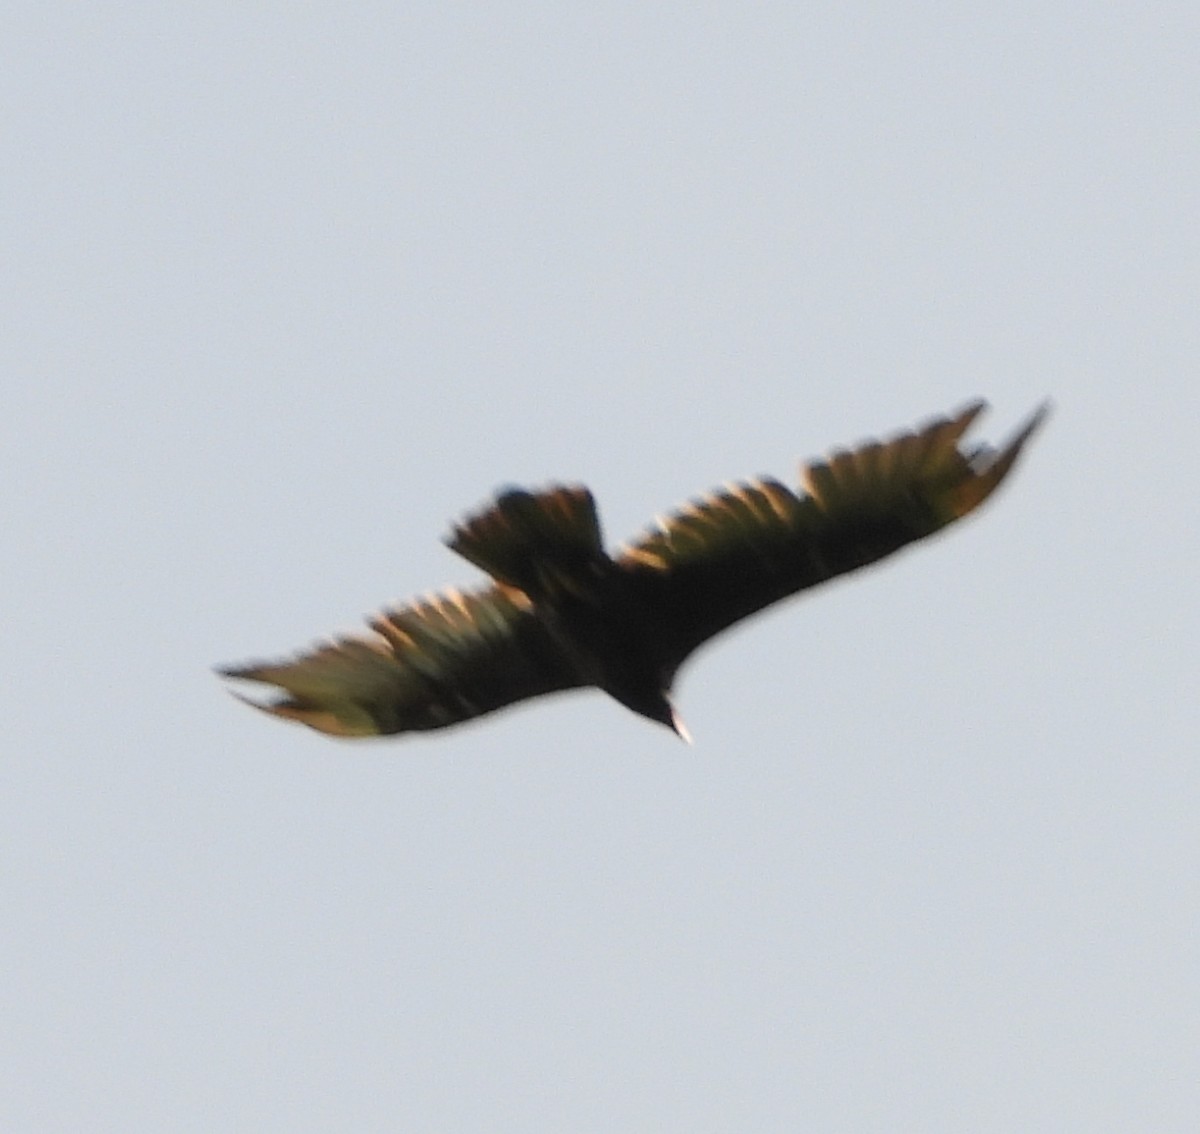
617, 400, 1049, 677
219, 583, 583, 737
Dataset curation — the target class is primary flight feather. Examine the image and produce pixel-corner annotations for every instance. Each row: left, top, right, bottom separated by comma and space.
219, 399, 1047, 740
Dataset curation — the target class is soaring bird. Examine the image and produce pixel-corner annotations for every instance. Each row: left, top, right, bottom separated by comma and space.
219, 400, 1047, 741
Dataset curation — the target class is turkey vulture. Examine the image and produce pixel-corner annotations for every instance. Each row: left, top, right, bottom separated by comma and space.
219, 400, 1047, 741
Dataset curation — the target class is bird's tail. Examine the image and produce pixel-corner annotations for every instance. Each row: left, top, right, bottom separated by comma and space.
447, 484, 607, 596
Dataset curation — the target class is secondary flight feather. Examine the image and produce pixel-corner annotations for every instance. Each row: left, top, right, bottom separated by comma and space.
219, 399, 1047, 740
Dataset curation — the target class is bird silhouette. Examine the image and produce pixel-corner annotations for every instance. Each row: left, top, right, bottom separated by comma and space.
219, 399, 1047, 741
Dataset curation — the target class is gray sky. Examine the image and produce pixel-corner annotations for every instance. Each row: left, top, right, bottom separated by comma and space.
4, 4, 1197, 1130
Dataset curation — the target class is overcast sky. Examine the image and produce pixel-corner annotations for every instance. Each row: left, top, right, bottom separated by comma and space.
4, 4, 1198, 1130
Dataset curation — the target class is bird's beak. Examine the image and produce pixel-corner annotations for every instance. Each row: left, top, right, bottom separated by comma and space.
670, 706, 693, 745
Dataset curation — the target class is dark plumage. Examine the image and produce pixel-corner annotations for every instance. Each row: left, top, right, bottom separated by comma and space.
219, 400, 1047, 741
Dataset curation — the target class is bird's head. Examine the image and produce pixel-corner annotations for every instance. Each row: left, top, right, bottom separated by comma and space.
616, 687, 692, 744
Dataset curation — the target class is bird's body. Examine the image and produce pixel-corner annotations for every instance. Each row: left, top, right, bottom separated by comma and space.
448, 485, 683, 732
220, 400, 1047, 740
